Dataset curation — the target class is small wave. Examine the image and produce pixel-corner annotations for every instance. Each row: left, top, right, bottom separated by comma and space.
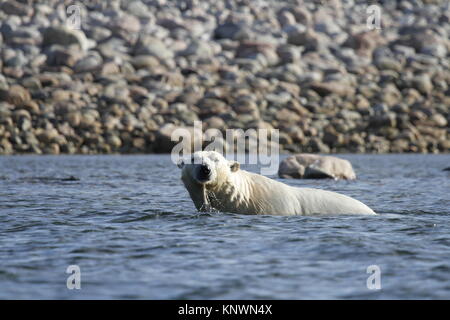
16, 176, 80, 184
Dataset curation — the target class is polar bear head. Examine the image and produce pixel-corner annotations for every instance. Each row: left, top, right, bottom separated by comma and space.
177, 151, 239, 188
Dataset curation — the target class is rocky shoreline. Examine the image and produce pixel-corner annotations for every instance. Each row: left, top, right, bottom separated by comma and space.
0, 0, 449, 155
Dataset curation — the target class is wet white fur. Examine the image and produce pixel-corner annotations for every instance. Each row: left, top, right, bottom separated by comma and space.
179, 151, 376, 216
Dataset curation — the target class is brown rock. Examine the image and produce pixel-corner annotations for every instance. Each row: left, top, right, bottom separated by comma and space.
107, 135, 122, 149
276, 109, 301, 123
236, 41, 278, 65
0, 85, 31, 106
310, 82, 355, 98
430, 114, 448, 127
345, 31, 385, 57
43, 143, 60, 155
100, 62, 120, 76
198, 98, 229, 118
21, 101, 40, 114
204, 116, 226, 130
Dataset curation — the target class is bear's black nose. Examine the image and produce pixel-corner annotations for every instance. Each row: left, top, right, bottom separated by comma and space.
200, 164, 211, 176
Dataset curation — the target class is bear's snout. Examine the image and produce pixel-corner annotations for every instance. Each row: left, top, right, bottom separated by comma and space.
196, 164, 212, 182
200, 164, 211, 175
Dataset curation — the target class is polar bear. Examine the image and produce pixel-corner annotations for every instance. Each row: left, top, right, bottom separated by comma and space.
178, 151, 376, 216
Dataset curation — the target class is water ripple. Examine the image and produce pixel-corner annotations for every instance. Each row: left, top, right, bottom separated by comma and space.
0, 154, 449, 299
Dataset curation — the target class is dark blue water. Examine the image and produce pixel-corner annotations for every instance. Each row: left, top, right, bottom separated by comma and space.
0, 154, 449, 299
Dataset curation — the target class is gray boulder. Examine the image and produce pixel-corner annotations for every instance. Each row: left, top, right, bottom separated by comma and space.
278, 154, 356, 180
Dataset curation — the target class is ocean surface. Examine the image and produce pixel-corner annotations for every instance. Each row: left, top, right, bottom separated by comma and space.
0, 154, 449, 299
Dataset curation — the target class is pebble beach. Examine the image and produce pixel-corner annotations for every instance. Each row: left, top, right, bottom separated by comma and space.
0, 0, 449, 155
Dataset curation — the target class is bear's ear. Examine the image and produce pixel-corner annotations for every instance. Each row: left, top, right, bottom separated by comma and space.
229, 161, 240, 172
177, 160, 184, 169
